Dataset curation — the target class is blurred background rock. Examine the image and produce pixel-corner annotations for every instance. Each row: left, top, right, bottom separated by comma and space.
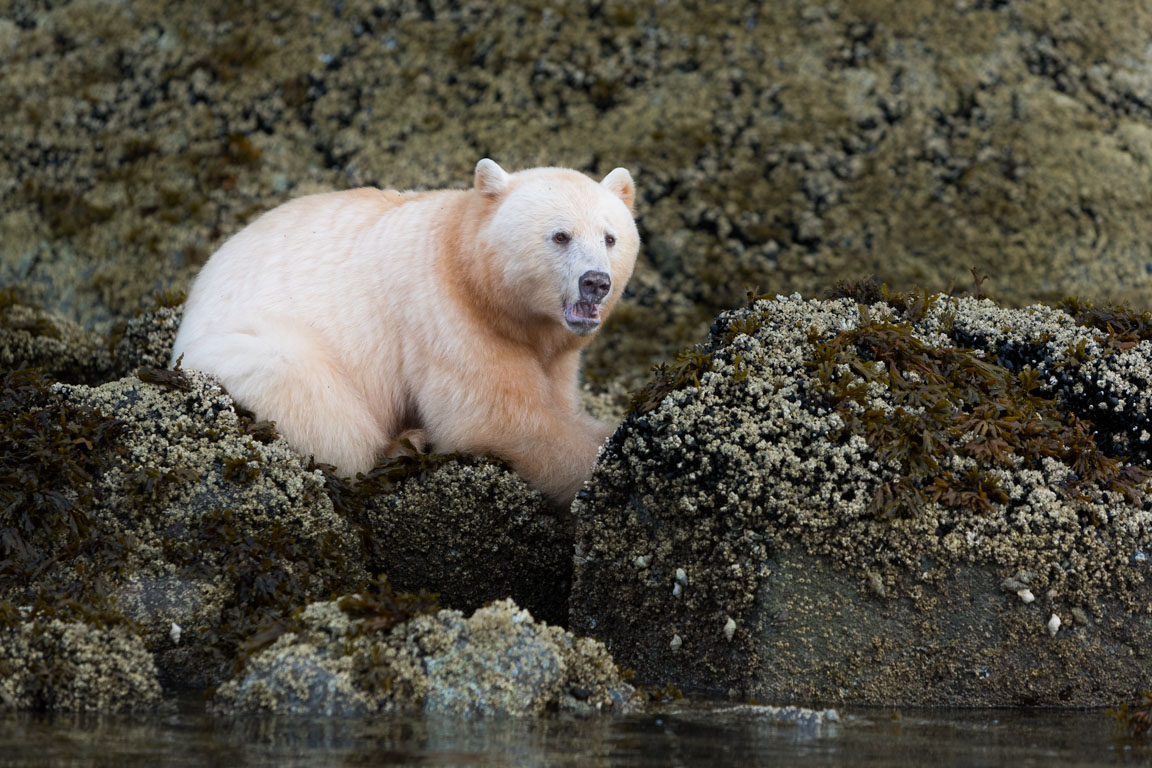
3, 0, 1152, 391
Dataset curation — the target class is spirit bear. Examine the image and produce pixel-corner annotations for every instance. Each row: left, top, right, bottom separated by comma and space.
171, 159, 639, 504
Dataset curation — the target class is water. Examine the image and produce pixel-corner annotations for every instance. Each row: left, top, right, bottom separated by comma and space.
0, 696, 1147, 767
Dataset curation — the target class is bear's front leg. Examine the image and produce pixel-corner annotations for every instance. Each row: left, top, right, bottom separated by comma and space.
424, 380, 615, 506
504, 410, 614, 505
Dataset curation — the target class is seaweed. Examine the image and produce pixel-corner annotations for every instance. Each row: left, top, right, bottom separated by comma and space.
1056, 296, 1152, 351
136, 354, 191, 392
628, 347, 718, 415
150, 289, 187, 311
1110, 690, 1152, 738
0, 368, 125, 581
160, 504, 356, 671
231, 575, 438, 691
825, 276, 940, 319
317, 450, 510, 532
336, 574, 439, 636
808, 320, 1148, 519
221, 450, 262, 484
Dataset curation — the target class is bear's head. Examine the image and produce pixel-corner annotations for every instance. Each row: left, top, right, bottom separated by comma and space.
474, 158, 639, 339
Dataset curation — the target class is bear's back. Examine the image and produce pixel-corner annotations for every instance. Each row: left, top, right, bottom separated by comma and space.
175, 186, 463, 358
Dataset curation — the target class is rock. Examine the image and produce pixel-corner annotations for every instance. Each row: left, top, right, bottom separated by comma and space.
0, 619, 161, 712
0, 367, 368, 690
571, 293, 1152, 706
0, 294, 110, 383
357, 459, 572, 626
7, 0, 1152, 715
6, 2, 1152, 386
0, 320, 581, 703
108, 305, 183, 379
214, 596, 638, 718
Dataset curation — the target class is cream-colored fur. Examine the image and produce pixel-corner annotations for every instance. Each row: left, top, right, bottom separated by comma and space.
171, 159, 639, 504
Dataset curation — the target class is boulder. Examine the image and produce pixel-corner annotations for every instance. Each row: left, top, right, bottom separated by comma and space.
0, 367, 367, 689
571, 293, 1152, 706
214, 595, 637, 718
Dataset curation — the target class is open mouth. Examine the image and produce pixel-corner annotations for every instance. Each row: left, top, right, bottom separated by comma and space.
563, 299, 602, 335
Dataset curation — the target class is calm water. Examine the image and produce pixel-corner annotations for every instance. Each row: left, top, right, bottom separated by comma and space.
1, 695, 1148, 767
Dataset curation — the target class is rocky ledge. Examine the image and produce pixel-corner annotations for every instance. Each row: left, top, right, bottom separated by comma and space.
3, 290, 1151, 712
572, 290, 1152, 706
0, 303, 580, 713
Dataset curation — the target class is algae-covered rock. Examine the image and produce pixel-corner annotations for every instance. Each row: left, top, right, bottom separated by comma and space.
108, 304, 183, 380
0, 294, 110, 383
0, 367, 368, 690
6, 1, 1152, 388
215, 595, 637, 718
571, 292, 1152, 706
356, 459, 571, 626
1, 341, 586, 701
0, 618, 161, 712
9, 0, 1152, 716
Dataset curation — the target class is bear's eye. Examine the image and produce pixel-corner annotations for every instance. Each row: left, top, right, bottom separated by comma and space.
552, 231, 571, 245
605, 234, 616, 247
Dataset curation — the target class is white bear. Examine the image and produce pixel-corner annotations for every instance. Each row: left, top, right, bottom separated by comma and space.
170, 159, 639, 504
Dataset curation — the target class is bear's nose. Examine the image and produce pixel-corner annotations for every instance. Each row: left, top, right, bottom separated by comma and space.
579, 270, 611, 303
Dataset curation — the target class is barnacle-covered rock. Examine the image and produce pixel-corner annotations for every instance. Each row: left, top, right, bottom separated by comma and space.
354, 459, 571, 626
0, 617, 161, 712
572, 292, 1152, 706
0, 367, 368, 691
214, 593, 636, 718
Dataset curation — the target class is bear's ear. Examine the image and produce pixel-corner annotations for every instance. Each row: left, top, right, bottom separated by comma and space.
474, 158, 510, 198
601, 167, 635, 213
